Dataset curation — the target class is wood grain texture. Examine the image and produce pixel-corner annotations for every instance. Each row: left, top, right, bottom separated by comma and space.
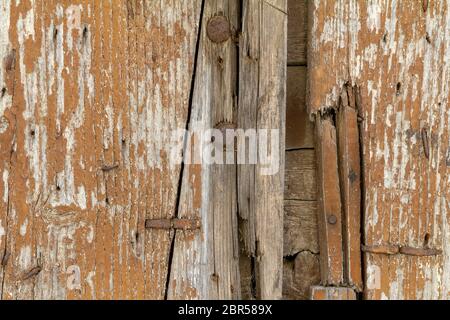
287, 0, 307, 65
0, 0, 200, 300
309, 0, 450, 300
167, 0, 241, 300
315, 117, 344, 286
283, 251, 320, 300
337, 101, 363, 291
284, 149, 316, 201
238, 0, 287, 299
284, 200, 319, 256
286, 67, 314, 150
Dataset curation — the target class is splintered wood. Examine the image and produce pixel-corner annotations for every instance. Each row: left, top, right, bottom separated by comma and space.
0, 0, 286, 300
309, 0, 450, 300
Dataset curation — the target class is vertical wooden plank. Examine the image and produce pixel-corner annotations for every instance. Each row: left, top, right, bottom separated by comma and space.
238, 0, 287, 300
167, 0, 241, 300
315, 117, 344, 285
337, 100, 363, 291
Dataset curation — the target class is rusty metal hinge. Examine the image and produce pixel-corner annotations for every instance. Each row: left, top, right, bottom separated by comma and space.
362, 244, 442, 257
145, 218, 201, 231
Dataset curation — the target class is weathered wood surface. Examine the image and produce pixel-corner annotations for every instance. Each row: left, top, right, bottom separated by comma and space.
315, 117, 344, 285
0, 0, 287, 300
238, 0, 287, 300
337, 90, 363, 291
310, 286, 357, 300
309, 0, 450, 299
287, 0, 307, 65
286, 67, 314, 150
167, 0, 241, 300
282, 0, 319, 300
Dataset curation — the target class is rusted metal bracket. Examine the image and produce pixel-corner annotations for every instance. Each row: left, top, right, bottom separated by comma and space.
145, 218, 201, 231
362, 244, 442, 257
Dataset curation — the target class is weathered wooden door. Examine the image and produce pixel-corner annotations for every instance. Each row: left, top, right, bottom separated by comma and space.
0, 0, 286, 300
308, 0, 450, 300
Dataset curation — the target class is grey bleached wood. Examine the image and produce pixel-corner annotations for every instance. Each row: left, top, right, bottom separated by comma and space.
167, 0, 241, 300
238, 0, 287, 300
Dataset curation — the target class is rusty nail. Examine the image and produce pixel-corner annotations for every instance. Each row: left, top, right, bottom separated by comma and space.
1, 251, 10, 267
327, 214, 337, 225
22, 265, 42, 281
399, 246, 442, 257
101, 163, 119, 172
421, 127, 430, 159
206, 15, 231, 44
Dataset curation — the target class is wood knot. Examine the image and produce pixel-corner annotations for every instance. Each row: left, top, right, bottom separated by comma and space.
206, 16, 231, 44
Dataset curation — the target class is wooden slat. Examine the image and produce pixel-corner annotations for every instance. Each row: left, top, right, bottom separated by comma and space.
238, 0, 287, 299
315, 117, 344, 285
284, 200, 319, 256
168, 0, 241, 300
286, 67, 314, 149
284, 150, 316, 201
287, 0, 307, 65
337, 101, 363, 291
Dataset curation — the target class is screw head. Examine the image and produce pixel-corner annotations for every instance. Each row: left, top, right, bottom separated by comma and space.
327, 214, 337, 225
206, 15, 231, 43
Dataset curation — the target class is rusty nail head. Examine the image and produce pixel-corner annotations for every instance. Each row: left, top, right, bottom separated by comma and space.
327, 214, 337, 225
207, 16, 231, 44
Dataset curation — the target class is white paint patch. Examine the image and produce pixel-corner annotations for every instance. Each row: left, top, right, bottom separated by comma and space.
18, 245, 32, 269
0, 0, 12, 118
20, 218, 28, 236
3, 168, 8, 203
0, 219, 5, 237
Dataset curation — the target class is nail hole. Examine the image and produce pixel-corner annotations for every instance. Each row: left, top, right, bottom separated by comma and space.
382, 33, 388, 43
396, 82, 402, 96
426, 33, 431, 44
424, 233, 431, 246
1, 87, 6, 98
83, 26, 88, 39
30, 129, 36, 137
56, 185, 61, 191
53, 28, 58, 41
211, 136, 215, 143
217, 56, 223, 65
105, 197, 110, 205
